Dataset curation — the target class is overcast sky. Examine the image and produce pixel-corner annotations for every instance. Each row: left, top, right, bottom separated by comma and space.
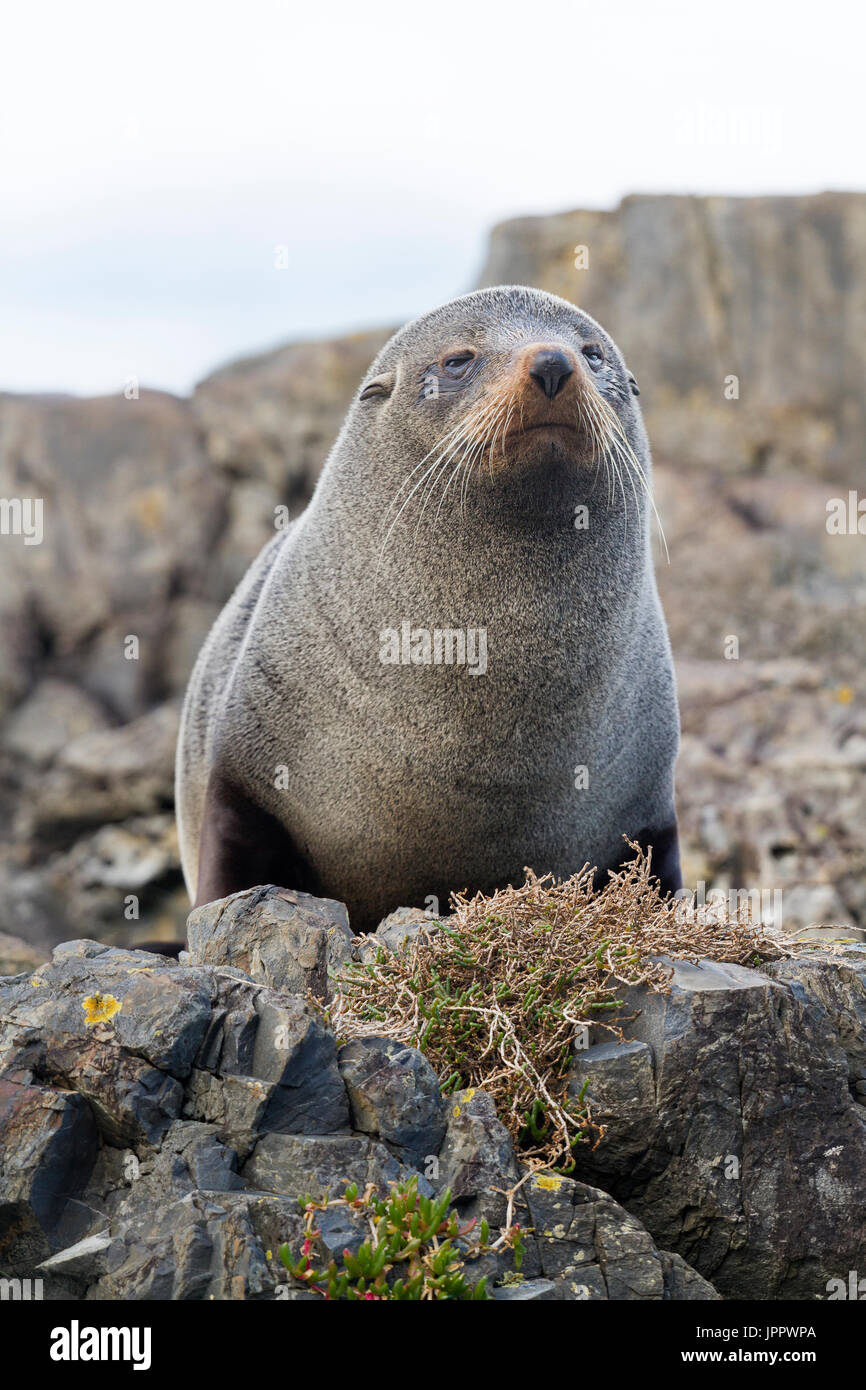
1, 0, 862, 397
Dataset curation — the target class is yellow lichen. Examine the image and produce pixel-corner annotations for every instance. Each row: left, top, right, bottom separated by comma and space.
535, 1173, 564, 1192
82, 992, 122, 1026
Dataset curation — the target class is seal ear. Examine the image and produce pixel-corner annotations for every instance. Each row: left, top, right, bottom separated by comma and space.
627, 374, 640, 397
359, 372, 395, 402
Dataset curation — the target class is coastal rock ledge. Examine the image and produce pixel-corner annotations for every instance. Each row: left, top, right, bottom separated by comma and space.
2, 883, 865, 1301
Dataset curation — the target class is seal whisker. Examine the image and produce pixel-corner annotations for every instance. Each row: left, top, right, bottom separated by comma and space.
455, 393, 511, 515
376, 433, 471, 578
459, 404, 503, 514
603, 408, 669, 562
419, 395, 506, 536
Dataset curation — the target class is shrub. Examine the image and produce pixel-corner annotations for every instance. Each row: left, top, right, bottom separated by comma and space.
280, 1176, 523, 1300
325, 845, 788, 1167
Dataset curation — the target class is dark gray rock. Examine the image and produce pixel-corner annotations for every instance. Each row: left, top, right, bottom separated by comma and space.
86, 1190, 302, 1301
0, 1079, 99, 1272
154, 1120, 245, 1194
338, 1036, 446, 1165
661, 1250, 723, 1301
2, 1029, 183, 1148
0, 945, 213, 1079
568, 953, 866, 1299
186, 884, 354, 998
436, 1088, 519, 1204
523, 1171, 720, 1301
0, 924, 722, 1301
0, 948, 217, 1147
764, 947, 866, 1089
242, 1132, 431, 1201
183, 1070, 278, 1163
567, 1038, 657, 1162
186, 974, 349, 1149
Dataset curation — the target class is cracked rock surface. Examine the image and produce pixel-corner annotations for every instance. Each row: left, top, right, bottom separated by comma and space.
0, 898, 718, 1301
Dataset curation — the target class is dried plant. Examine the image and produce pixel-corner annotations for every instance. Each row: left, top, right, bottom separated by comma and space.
325, 844, 795, 1168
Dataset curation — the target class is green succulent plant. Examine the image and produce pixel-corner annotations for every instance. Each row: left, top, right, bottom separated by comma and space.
279, 1176, 524, 1301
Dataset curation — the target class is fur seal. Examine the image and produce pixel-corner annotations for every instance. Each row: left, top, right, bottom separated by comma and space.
176, 285, 681, 930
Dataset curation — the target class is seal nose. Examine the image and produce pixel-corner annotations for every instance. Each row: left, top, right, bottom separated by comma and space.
529, 349, 574, 400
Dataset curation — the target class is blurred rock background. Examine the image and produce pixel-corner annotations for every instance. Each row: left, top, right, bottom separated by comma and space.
1, 192, 864, 960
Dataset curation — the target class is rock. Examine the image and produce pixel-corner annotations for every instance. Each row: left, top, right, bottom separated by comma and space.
661, 1250, 724, 1301
491, 1278, 559, 1301
338, 1036, 446, 1165
183, 1072, 278, 1162
21, 703, 180, 842
249, 991, 348, 1129
522, 1172, 720, 1301
186, 884, 354, 998
0, 932, 49, 976
191, 327, 393, 512
374, 906, 440, 954
793, 926, 866, 945
0, 814, 186, 953
184, 975, 350, 1154
3, 680, 108, 767
0, 388, 226, 724
157, 1120, 245, 1194
242, 1132, 429, 1200
567, 953, 866, 1298
0, 1079, 99, 1271
37, 1230, 113, 1278
0, 945, 214, 1077
436, 1088, 519, 1204
86, 1190, 299, 1301
764, 947, 866, 1091
0, 946, 215, 1145
567, 1038, 657, 1162
0, 924, 722, 1301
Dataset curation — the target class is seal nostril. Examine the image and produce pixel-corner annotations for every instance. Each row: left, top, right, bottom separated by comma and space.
529, 349, 574, 400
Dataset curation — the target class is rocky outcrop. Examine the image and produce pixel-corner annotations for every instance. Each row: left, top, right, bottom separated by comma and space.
185, 884, 354, 997
191, 327, 392, 507
0, 910, 718, 1301
567, 948, 866, 1299
3, 884, 866, 1299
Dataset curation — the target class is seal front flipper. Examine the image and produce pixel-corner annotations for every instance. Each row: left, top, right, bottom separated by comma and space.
630, 819, 682, 899
193, 767, 321, 908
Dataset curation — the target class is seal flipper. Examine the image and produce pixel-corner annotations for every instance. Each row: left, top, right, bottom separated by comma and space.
194, 768, 322, 908
630, 819, 682, 899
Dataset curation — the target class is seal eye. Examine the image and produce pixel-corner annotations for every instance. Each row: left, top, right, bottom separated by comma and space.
582, 344, 605, 370
442, 351, 475, 378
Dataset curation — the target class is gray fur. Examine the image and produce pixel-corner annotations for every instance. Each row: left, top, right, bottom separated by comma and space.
176, 286, 680, 928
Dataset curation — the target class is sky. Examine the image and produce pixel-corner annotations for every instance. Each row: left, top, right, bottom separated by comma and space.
1, 0, 863, 397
